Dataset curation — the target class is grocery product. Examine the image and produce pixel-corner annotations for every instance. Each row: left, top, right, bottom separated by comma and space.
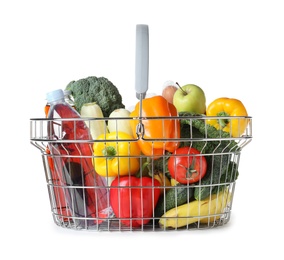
29, 24, 252, 231
130, 95, 180, 158
206, 97, 249, 137
110, 175, 161, 227
173, 84, 206, 114
46, 89, 109, 227
93, 131, 141, 177
80, 102, 108, 140
66, 76, 125, 117
45, 90, 75, 117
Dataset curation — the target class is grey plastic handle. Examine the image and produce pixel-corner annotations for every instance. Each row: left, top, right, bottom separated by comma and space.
135, 24, 149, 98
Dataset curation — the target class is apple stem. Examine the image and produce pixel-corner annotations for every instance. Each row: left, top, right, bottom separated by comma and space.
176, 82, 187, 95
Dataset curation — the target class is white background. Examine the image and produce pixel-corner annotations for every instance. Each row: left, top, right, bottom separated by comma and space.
1, 0, 283, 259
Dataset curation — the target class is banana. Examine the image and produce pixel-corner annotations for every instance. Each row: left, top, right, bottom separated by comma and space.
170, 178, 179, 186
159, 189, 231, 229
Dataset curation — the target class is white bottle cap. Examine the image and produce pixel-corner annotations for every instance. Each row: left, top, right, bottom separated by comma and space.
64, 89, 71, 96
46, 89, 64, 103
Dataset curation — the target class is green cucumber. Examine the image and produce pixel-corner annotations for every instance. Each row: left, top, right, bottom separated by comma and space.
154, 184, 194, 219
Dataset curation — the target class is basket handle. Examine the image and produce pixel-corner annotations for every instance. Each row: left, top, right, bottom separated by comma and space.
135, 24, 149, 99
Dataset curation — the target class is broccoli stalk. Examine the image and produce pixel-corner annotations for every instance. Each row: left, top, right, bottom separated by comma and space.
66, 76, 125, 118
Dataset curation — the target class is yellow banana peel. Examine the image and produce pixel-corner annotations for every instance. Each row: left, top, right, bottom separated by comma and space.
159, 189, 232, 229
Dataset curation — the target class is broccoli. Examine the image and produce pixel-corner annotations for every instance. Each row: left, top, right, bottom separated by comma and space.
194, 160, 239, 200
177, 113, 240, 200
179, 119, 216, 154
65, 76, 125, 117
178, 112, 239, 152
147, 113, 240, 186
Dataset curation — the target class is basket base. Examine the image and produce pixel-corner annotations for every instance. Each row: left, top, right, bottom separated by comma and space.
51, 212, 231, 231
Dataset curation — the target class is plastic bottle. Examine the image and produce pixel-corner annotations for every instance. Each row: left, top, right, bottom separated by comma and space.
45, 90, 75, 117
44, 90, 73, 223
46, 89, 109, 227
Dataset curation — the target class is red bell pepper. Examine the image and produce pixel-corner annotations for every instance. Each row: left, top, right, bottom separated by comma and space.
110, 176, 161, 227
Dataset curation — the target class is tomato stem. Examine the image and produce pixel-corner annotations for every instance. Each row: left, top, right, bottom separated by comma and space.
179, 157, 198, 180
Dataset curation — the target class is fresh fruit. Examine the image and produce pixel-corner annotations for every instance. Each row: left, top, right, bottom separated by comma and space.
162, 80, 178, 104
159, 189, 231, 228
154, 171, 171, 191
170, 178, 179, 186
168, 147, 207, 184
173, 83, 206, 114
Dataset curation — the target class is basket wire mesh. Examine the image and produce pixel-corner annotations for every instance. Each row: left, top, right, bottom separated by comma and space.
30, 115, 252, 231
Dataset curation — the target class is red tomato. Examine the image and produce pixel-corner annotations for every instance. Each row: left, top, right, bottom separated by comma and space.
168, 147, 207, 184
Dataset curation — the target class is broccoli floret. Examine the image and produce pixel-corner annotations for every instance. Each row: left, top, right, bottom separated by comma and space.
178, 112, 239, 152
66, 76, 125, 117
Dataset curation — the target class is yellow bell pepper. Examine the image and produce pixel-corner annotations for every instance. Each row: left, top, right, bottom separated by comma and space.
206, 97, 249, 137
93, 131, 141, 177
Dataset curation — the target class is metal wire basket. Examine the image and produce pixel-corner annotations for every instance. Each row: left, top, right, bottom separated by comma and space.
30, 25, 252, 231
30, 114, 252, 231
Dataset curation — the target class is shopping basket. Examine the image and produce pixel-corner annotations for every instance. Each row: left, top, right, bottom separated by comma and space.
30, 25, 252, 231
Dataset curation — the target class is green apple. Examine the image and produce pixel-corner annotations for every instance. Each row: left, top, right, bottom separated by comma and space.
173, 84, 206, 114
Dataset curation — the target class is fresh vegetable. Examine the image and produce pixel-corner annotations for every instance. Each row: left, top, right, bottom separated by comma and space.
110, 176, 161, 227
179, 117, 215, 153
93, 131, 141, 177
179, 114, 238, 200
159, 189, 231, 229
178, 112, 239, 152
168, 147, 207, 184
147, 113, 238, 190
66, 76, 125, 117
177, 114, 238, 200
80, 102, 108, 140
154, 184, 194, 219
194, 160, 239, 200
145, 152, 171, 176
130, 95, 180, 158
206, 97, 249, 137
108, 108, 133, 137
